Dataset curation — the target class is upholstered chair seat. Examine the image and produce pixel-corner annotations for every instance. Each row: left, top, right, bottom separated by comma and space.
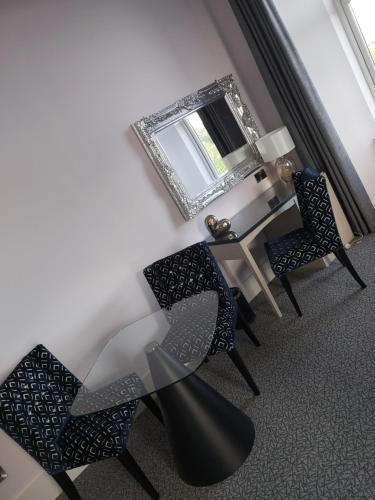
266, 227, 328, 277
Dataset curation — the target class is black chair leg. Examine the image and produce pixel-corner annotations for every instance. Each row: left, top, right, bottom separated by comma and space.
53, 472, 81, 500
232, 287, 256, 323
279, 274, 302, 317
142, 394, 164, 424
335, 247, 366, 289
118, 450, 159, 499
232, 287, 260, 347
333, 250, 346, 267
227, 348, 260, 396
237, 314, 260, 347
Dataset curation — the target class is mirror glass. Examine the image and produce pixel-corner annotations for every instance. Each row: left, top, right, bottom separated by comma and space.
133, 75, 263, 220
155, 98, 249, 198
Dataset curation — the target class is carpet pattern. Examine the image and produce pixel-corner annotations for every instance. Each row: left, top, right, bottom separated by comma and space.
59, 236, 375, 499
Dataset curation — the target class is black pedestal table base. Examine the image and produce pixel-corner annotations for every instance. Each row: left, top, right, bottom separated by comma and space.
146, 344, 255, 486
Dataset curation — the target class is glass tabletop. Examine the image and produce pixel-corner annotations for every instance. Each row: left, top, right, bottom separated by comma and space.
206, 180, 295, 245
71, 291, 218, 416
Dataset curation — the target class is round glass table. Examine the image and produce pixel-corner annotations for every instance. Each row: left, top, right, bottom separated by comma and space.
71, 291, 255, 487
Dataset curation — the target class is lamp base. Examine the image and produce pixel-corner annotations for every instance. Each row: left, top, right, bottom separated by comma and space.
275, 155, 296, 183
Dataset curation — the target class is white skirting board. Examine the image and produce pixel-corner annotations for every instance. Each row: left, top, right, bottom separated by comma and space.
14, 405, 148, 500
15, 467, 86, 500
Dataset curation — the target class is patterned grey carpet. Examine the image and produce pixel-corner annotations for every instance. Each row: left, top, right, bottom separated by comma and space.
63, 236, 375, 500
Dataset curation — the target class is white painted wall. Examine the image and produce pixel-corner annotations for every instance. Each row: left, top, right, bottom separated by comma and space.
273, 0, 375, 203
0, 1, 276, 498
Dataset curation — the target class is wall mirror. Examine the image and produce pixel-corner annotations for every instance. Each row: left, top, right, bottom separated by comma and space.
133, 75, 263, 220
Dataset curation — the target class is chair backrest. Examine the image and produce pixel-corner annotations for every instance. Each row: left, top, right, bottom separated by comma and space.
143, 241, 235, 311
293, 169, 342, 250
143, 241, 237, 355
143, 242, 237, 355
0, 344, 81, 474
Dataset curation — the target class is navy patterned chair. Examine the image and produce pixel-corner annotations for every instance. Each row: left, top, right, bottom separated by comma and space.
265, 169, 366, 316
0, 345, 161, 500
143, 241, 260, 396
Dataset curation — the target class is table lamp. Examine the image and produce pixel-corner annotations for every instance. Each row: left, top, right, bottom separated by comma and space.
255, 126, 297, 182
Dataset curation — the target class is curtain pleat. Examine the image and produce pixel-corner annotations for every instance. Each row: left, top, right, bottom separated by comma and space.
230, 0, 375, 234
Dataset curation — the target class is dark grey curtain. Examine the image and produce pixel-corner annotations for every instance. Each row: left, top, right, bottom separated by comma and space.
230, 0, 375, 234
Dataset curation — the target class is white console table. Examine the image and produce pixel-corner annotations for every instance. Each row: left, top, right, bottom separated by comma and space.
207, 181, 296, 318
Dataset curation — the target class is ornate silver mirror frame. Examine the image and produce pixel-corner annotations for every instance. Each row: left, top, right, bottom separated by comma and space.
132, 75, 263, 220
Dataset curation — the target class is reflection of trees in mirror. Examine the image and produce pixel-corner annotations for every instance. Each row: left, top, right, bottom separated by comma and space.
370, 43, 375, 62
185, 113, 228, 178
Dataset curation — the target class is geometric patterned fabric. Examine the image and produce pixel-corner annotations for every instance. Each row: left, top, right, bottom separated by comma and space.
160, 291, 220, 364
0, 345, 139, 475
143, 241, 237, 357
265, 169, 343, 277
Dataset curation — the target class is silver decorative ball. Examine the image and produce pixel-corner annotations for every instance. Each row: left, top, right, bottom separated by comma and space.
205, 214, 218, 233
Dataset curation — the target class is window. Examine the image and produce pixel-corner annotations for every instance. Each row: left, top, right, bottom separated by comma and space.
337, 0, 375, 97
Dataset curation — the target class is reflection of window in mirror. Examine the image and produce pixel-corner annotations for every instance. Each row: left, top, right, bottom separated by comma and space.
183, 96, 250, 180
155, 121, 216, 199
133, 74, 263, 219
154, 95, 256, 200
184, 112, 228, 179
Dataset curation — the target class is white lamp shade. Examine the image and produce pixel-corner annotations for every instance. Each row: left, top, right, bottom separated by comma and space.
255, 126, 295, 162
